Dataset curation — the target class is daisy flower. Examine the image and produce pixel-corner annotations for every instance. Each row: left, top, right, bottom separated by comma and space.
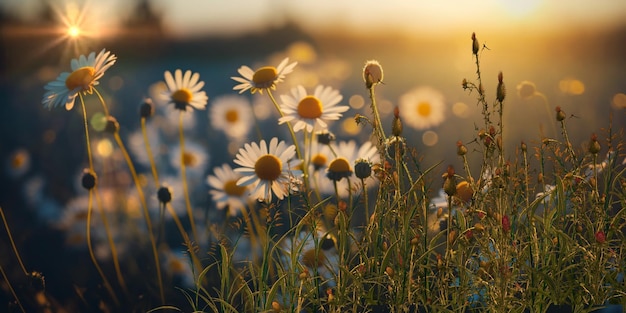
160, 69, 208, 111
278, 85, 349, 133
207, 163, 253, 216
398, 86, 446, 130
231, 57, 297, 94
169, 139, 209, 179
209, 95, 253, 140
42, 49, 117, 110
234, 138, 302, 202
318, 140, 379, 197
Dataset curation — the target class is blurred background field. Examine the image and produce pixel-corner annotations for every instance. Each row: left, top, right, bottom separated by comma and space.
0, 0, 625, 311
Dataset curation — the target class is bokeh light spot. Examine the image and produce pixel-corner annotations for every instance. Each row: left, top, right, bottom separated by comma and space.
108, 76, 124, 91
96, 139, 114, 157
286, 41, 317, 64
559, 78, 585, 95
422, 130, 438, 146
612, 93, 626, 109
452, 102, 470, 118
342, 118, 360, 135
349, 94, 365, 109
91, 112, 107, 131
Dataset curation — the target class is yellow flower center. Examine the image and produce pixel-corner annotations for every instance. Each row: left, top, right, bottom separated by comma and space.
252, 66, 278, 85
417, 102, 432, 117
172, 88, 193, 104
225, 109, 239, 123
182, 151, 197, 167
311, 153, 327, 168
297, 96, 323, 119
254, 154, 282, 181
328, 157, 351, 173
65, 67, 95, 91
224, 179, 247, 196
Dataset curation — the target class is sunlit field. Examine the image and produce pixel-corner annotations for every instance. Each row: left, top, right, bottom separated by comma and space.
1, 1, 625, 312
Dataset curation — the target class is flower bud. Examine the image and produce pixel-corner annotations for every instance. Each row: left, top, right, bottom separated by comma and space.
496, 72, 506, 102
392, 106, 402, 137
104, 115, 120, 134
471, 32, 479, 55
317, 132, 335, 145
456, 141, 467, 156
81, 168, 97, 190
157, 185, 173, 204
363, 60, 384, 89
502, 215, 511, 233
555, 106, 566, 122
588, 133, 601, 155
354, 159, 373, 179
595, 230, 606, 244
520, 141, 527, 152
139, 98, 154, 118
443, 166, 457, 197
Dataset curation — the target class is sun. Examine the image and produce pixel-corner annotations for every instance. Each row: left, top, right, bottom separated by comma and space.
67, 26, 81, 38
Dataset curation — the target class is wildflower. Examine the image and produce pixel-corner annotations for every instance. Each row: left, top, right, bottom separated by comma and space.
327, 157, 353, 182
81, 169, 97, 190
502, 215, 511, 233
398, 86, 446, 130
234, 138, 302, 202
471, 32, 479, 55
363, 60, 384, 88
231, 57, 297, 94
157, 185, 172, 204
317, 131, 335, 145
391, 106, 402, 137
42, 49, 117, 110
456, 181, 473, 204
207, 163, 252, 216
279, 85, 348, 133
354, 159, 373, 179
103, 116, 120, 134
139, 98, 155, 118
595, 230, 606, 244
169, 140, 209, 179
496, 72, 506, 102
588, 133, 601, 155
160, 69, 208, 111
209, 95, 253, 140
456, 141, 467, 156
555, 106, 566, 122
317, 140, 379, 197
443, 166, 456, 197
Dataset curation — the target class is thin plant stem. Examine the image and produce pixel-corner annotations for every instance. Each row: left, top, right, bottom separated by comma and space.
87, 188, 120, 306
79, 93, 118, 305
93, 186, 129, 295
141, 117, 160, 184
0, 206, 28, 276
0, 264, 26, 313
178, 111, 199, 243
113, 132, 164, 303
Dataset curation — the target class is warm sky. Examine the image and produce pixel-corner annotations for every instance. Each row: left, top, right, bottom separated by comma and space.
2, 0, 626, 38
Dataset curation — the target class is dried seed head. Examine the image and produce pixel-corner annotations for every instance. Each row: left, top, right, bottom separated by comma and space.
104, 115, 120, 134
496, 71, 506, 102
471, 32, 479, 55
139, 98, 154, 118
81, 169, 97, 190
456, 140, 467, 156
555, 106, 566, 122
588, 133, 601, 155
157, 185, 173, 204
